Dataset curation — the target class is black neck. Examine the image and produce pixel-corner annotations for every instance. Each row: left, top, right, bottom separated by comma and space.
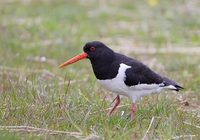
89, 53, 118, 80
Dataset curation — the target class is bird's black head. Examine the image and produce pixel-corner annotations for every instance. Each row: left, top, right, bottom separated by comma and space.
59, 41, 115, 70
83, 41, 114, 61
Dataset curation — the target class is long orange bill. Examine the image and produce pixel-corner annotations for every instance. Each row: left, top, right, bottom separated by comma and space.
59, 52, 88, 68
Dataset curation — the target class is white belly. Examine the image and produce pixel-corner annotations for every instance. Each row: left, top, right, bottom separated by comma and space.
97, 78, 129, 96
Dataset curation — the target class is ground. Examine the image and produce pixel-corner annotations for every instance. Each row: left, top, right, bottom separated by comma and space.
0, 0, 200, 139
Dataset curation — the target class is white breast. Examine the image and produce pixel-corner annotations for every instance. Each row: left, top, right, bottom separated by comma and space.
97, 63, 131, 96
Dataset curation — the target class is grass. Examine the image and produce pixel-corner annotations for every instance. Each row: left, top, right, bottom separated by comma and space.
0, 0, 200, 139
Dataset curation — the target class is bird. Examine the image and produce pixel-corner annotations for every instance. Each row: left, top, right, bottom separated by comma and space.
59, 41, 183, 120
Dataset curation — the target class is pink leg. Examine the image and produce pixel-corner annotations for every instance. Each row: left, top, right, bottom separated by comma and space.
130, 103, 137, 120
107, 95, 120, 116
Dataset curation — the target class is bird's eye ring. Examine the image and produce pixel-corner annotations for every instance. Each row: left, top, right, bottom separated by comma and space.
90, 47, 96, 52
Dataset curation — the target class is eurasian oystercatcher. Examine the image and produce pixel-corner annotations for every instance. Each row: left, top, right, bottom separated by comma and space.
59, 41, 183, 120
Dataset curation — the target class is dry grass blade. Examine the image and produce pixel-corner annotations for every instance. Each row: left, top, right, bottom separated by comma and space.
0, 126, 83, 138
183, 121, 200, 129
142, 116, 155, 140
169, 134, 197, 140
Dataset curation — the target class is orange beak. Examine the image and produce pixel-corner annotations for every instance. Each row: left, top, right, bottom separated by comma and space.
59, 52, 88, 68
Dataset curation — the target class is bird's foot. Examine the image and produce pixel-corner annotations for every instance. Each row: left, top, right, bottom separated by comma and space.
107, 95, 120, 116
130, 103, 136, 120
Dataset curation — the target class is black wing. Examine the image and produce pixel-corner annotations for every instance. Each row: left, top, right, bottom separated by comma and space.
115, 53, 183, 91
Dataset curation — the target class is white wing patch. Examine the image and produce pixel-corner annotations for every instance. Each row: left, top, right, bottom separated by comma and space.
130, 83, 164, 90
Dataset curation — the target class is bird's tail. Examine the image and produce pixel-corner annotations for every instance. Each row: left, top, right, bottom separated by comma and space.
162, 77, 184, 91
173, 84, 184, 91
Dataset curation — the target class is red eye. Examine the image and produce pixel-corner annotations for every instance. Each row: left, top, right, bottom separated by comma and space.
90, 47, 96, 52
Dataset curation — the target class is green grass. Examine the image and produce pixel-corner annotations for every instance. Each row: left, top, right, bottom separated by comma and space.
0, 0, 200, 139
